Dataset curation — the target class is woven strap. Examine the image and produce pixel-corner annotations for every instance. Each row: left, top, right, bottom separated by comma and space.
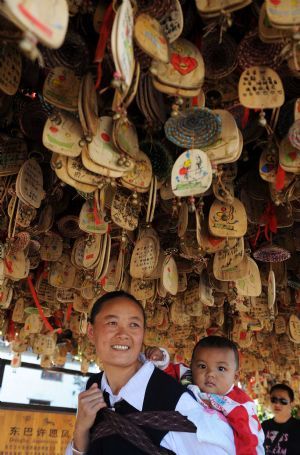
91, 408, 196, 455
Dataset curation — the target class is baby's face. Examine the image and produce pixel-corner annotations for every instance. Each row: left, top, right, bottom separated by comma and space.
191, 347, 238, 395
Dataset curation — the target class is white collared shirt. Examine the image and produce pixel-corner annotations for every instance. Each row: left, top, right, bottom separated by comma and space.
66, 361, 235, 455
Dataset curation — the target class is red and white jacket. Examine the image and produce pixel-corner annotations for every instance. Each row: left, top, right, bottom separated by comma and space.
153, 349, 265, 455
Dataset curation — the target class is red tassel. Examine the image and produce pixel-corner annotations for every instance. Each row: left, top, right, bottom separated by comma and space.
27, 276, 62, 333
94, 3, 115, 89
241, 108, 250, 129
66, 303, 73, 322
275, 164, 286, 191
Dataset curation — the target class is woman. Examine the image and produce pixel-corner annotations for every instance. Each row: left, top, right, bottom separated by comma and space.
66, 291, 235, 454
262, 383, 300, 454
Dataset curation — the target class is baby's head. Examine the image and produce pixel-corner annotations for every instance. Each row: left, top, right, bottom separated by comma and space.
191, 336, 239, 395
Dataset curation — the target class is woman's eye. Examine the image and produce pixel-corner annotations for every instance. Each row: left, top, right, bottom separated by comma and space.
107, 321, 117, 326
130, 322, 140, 328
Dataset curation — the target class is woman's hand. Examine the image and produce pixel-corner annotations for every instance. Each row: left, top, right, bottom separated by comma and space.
73, 383, 107, 452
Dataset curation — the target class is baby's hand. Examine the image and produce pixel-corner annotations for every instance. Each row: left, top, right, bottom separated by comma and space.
145, 346, 164, 362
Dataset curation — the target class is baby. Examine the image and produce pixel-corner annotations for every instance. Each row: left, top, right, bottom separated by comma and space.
146, 335, 265, 455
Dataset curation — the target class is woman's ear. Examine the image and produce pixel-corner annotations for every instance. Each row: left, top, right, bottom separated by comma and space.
234, 370, 239, 383
87, 323, 94, 342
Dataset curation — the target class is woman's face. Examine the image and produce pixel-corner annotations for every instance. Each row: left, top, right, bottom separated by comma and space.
270, 389, 292, 422
88, 297, 145, 370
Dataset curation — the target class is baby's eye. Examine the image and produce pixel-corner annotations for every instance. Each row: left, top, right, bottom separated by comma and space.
218, 366, 226, 372
198, 363, 206, 369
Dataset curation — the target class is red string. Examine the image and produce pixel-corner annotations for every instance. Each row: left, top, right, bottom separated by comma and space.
66, 303, 73, 322
275, 164, 286, 191
27, 276, 62, 333
253, 202, 278, 246
94, 3, 115, 89
4, 258, 13, 274
241, 108, 250, 129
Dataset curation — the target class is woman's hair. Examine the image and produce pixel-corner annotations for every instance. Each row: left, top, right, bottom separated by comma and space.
270, 384, 294, 402
89, 290, 146, 325
191, 336, 240, 369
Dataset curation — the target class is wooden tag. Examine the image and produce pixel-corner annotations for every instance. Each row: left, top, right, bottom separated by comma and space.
23, 314, 43, 335
214, 254, 250, 281
199, 271, 214, 306
204, 110, 239, 164
152, 78, 201, 97
79, 199, 108, 234
213, 237, 244, 272
121, 151, 152, 192
83, 235, 102, 269
274, 316, 286, 335
184, 284, 202, 317
4, 0, 69, 48
268, 270, 276, 309
171, 149, 212, 197
161, 255, 178, 296
48, 253, 76, 288
82, 146, 124, 178
196, 0, 250, 15
235, 258, 262, 297
259, 143, 278, 182
134, 14, 169, 63
36, 275, 57, 303
289, 314, 300, 343
159, 0, 183, 43
43, 112, 83, 157
51, 153, 95, 193
0, 45, 22, 95
151, 38, 204, 90
40, 232, 63, 262
111, 0, 135, 89
103, 258, 118, 292
209, 198, 247, 238
0, 283, 13, 309
266, 0, 300, 27
111, 188, 139, 231
81, 72, 98, 137
67, 156, 105, 186
279, 136, 300, 174
12, 297, 25, 323
88, 117, 129, 172
130, 234, 159, 279
33, 334, 57, 356
0, 134, 27, 176
4, 250, 27, 280
16, 159, 44, 208
239, 66, 284, 109
113, 117, 140, 159
198, 219, 227, 253
43, 67, 80, 111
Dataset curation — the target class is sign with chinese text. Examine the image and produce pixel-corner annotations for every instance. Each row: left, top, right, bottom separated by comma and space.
0, 408, 76, 455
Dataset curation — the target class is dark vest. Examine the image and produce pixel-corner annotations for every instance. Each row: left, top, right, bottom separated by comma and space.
86, 367, 187, 454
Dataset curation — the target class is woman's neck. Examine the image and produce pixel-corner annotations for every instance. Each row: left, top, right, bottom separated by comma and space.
104, 360, 142, 395
274, 415, 291, 424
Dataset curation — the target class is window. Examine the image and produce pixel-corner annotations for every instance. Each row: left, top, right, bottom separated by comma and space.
29, 398, 51, 406
41, 370, 63, 382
